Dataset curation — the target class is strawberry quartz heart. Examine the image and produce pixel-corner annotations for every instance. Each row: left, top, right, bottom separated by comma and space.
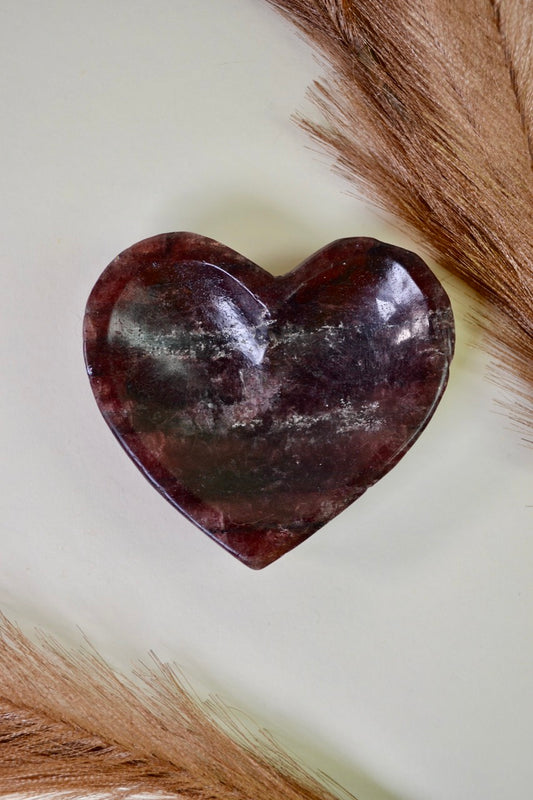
84, 233, 454, 568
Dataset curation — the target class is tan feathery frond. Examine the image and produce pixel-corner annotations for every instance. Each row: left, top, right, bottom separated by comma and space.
0, 615, 352, 799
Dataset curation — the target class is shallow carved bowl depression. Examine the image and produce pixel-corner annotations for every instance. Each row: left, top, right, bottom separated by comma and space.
84, 233, 454, 568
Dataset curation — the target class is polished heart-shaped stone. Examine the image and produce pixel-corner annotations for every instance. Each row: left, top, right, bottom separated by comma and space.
84, 233, 454, 568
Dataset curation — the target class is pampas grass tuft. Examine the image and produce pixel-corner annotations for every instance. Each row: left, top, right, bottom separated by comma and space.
0, 615, 352, 799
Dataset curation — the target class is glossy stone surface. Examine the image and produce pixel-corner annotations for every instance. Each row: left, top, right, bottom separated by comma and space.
84, 233, 454, 568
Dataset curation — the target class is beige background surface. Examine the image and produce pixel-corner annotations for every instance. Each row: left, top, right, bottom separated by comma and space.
0, 2, 531, 799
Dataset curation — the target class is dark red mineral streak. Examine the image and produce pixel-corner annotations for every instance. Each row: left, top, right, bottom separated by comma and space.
84, 233, 454, 568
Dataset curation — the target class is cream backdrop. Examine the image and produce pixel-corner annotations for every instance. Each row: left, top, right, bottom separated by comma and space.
1, 2, 531, 799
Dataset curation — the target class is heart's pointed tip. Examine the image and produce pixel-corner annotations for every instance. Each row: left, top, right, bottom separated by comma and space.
236, 552, 283, 570
212, 526, 319, 570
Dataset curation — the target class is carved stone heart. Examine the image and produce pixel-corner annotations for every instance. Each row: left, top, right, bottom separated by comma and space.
84, 233, 454, 568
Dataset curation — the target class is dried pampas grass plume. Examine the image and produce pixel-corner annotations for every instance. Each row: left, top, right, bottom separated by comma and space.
265, 0, 533, 439
0, 615, 351, 799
